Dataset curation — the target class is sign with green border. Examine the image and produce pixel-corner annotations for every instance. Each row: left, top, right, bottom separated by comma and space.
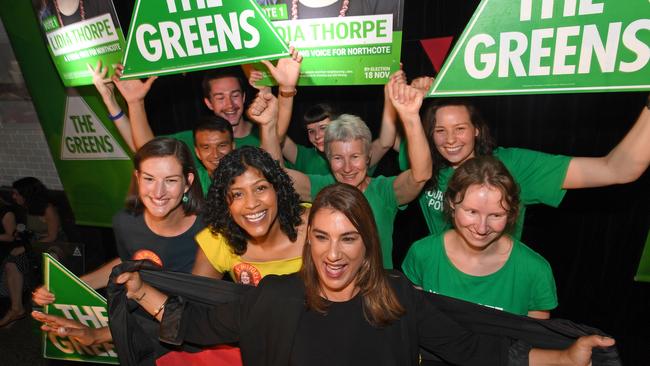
429, 0, 650, 96
42, 253, 118, 364
121, 0, 290, 78
32, 0, 126, 87
252, 1, 404, 85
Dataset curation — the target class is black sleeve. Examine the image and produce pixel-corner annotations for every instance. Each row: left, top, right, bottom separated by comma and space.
413, 284, 525, 366
159, 294, 243, 347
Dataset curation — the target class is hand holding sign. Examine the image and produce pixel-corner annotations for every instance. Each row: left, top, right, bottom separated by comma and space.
261, 46, 303, 90
33, 310, 109, 347
410, 76, 434, 93
247, 68, 271, 93
112, 66, 158, 104
32, 285, 56, 306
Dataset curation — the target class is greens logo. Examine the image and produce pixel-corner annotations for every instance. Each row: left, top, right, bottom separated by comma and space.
430, 0, 650, 96
60, 96, 129, 160
43, 253, 118, 363
121, 0, 289, 78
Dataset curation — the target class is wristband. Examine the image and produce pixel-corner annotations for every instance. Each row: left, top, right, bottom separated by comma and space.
153, 299, 167, 318
108, 110, 125, 121
279, 89, 297, 98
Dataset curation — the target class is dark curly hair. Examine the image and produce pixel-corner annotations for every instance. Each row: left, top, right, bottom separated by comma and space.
422, 98, 496, 191
205, 146, 304, 255
12, 177, 49, 215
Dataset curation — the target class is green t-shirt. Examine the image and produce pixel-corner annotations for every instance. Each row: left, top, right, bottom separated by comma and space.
309, 175, 401, 269
293, 144, 331, 175
402, 233, 558, 315
234, 124, 260, 148
166, 130, 210, 195
166, 125, 261, 195
412, 147, 571, 239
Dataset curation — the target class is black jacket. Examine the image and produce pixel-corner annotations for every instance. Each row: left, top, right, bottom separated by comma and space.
108, 262, 621, 366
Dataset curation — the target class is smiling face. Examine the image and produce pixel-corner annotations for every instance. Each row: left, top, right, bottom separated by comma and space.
306, 118, 330, 152
451, 183, 509, 250
432, 105, 479, 168
227, 167, 279, 240
203, 77, 245, 127
194, 129, 234, 175
136, 156, 192, 220
309, 207, 366, 302
328, 139, 369, 189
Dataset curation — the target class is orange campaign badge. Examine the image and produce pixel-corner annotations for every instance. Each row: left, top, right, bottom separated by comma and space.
132, 249, 163, 267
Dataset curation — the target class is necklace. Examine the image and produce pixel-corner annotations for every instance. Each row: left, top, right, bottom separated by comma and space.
53, 0, 85, 27
291, 0, 349, 20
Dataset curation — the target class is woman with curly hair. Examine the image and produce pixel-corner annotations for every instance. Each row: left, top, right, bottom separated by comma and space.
192, 146, 308, 286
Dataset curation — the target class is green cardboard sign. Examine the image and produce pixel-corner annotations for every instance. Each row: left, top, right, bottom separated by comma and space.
252, 1, 404, 85
121, 0, 290, 78
430, 0, 650, 96
4, 1, 133, 227
635, 229, 650, 282
43, 253, 118, 364
32, 0, 126, 87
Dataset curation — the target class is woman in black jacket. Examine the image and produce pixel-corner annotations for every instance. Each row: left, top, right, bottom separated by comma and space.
117, 183, 614, 366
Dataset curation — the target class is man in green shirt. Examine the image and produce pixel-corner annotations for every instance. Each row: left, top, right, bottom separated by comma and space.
91, 64, 236, 195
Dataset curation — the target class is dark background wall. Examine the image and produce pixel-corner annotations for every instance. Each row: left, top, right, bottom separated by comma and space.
107, 1, 649, 363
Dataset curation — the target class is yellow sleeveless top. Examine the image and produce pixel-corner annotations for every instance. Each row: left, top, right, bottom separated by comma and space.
195, 228, 302, 286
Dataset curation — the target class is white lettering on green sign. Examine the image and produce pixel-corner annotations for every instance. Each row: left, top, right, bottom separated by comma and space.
47, 14, 119, 56
135, 1, 260, 62
49, 304, 117, 358
60, 96, 129, 160
273, 15, 393, 48
464, 1, 649, 79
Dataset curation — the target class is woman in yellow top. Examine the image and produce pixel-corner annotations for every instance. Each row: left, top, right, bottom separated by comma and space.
192, 146, 309, 285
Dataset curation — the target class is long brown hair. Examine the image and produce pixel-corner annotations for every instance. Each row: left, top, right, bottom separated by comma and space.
126, 137, 203, 215
422, 98, 496, 191
300, 183, 405, 327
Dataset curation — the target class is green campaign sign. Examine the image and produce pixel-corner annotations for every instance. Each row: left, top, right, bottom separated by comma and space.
635, 229, 650, 283
32, 0, 126, 87
430, 0, 650, 96
42, 253, 118, 364
121, 0, 290, 78
252, 1, 404, 85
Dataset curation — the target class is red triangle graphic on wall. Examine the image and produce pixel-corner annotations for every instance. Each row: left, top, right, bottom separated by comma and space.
420, 36, 454, 73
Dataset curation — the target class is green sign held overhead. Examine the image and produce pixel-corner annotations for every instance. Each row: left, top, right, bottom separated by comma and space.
121, 0, 290, 78
252, 1, 404, 86
42, 253, 118, 364
430, 0, 650, 96
32, 0, 126, 87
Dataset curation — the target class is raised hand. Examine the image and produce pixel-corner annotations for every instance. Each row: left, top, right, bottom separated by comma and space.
247, 68, 271, 94
388, 78, 425, 120
261, 46, 303, 88
111, 64, 157, 104
247, 92, 279, 127
87, 60, 115, 103
410, 76, 434, 93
